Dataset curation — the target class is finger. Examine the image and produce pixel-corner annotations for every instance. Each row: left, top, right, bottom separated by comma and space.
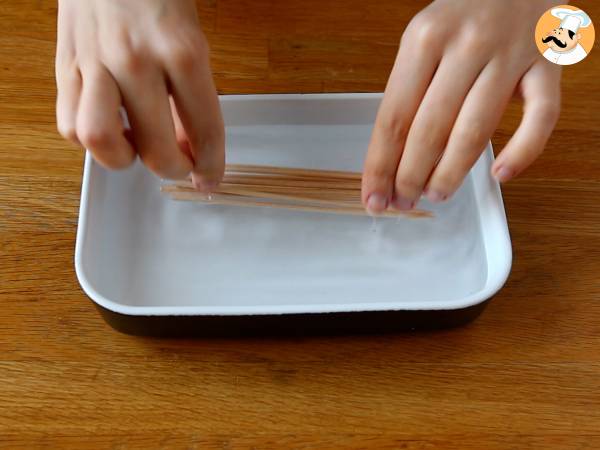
393, 44, 488, 209
425, 59, 521, 200
170, 96, 193, 159
56, 62, 82, 146
362, 22, 446, 214
492, 60, 561, 182
76, 65, 136, 169
163, 34, 225, 192
107, 54, 193, 179
55, 5, 81, 146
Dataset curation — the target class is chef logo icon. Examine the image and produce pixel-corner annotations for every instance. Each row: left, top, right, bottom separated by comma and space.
536, 5, 595, 66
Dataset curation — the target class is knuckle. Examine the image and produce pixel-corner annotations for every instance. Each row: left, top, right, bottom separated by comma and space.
535, 99, 561, 124
56, 107, 78, 142
364, 163, 396, 183
110, 40, 147, 75
57, 120, 78, 143
77, 122, 113, 149
55, 49, 75, 70
168, 46, 197, 73
163, 33, 208, 72
395, 173, 424, 196
56, 63, 80, 85
191, 32, 211, 56
80, 63, 106, 85
407, 17, 443, 49
377, 113, 410, 144
412, 118, 446, 149
113, 26, 132, 48
459, 28, 489, 56
454, 122, 487, 148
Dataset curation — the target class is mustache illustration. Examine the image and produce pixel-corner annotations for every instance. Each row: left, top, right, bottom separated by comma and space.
542, 35, 567, 48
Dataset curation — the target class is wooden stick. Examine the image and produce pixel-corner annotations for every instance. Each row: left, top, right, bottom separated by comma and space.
225, 164, 362, 180
166, 190, 432, 218
173, 176, 362, 190
198, 185, 361, 208
161, 185, 361, 206
161, 164, 433, 219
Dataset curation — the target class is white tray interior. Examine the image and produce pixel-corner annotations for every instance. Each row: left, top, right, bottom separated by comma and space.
75, 94, 511, 316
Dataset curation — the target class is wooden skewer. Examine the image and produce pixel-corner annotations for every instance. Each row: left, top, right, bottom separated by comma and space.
164, 183, 360, 203
167, 181, 360, 199
231, 184, 361, 197
174, 176, 362, 190
166, 190, 433, 218
225, 164, 362, 180
172, 179, 361, 193
162, 184, 361, 208
162, 164, 433, 219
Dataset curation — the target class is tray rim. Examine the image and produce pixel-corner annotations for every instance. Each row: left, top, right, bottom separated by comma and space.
75, 92, 512, 317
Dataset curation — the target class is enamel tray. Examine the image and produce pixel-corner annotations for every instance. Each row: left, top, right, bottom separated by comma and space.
75, 93, 512, 336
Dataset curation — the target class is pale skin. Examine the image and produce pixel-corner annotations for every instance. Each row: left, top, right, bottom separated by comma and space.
56, 0, 562, 211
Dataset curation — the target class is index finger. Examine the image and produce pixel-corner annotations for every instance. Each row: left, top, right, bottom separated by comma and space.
163, 34, 225, 192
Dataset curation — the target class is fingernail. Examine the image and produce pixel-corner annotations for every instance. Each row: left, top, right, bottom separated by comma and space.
391, 195, 414, 211
426, 190, 447, 203
494, 167, 514, 183
192, 177, 219, 193
366, 194, 388, 216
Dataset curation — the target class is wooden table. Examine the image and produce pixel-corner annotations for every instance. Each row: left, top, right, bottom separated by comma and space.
1, 1, 599, 448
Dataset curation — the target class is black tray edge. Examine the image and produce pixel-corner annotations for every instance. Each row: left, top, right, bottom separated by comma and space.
94, 300, 490, 337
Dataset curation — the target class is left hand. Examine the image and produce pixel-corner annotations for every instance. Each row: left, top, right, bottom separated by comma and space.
361, 0, 562, 214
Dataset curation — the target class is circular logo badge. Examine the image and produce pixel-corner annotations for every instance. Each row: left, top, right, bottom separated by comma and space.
535, 5, 595, 65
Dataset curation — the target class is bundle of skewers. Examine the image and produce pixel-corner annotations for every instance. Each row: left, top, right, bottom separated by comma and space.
161, 164, 432, 219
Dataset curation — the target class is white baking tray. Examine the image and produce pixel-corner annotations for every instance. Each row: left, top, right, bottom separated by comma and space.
75, 93, 511, 334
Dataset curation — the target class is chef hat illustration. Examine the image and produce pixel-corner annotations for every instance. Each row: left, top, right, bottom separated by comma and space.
551, 8, 592, 34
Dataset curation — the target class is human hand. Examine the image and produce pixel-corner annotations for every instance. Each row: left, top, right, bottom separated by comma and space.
362, 0, 561, 213
56, 0, 224, 191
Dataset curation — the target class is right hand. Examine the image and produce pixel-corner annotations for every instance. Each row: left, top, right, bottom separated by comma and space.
56, 0, 225, 191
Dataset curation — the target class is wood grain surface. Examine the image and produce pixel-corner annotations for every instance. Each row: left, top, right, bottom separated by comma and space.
1, 1, 599, 448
